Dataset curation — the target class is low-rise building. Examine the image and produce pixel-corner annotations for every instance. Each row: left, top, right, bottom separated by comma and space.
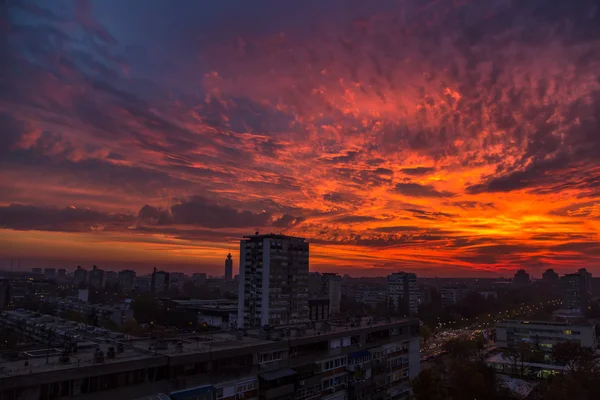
495, 319, 596, 351
0, 315, 420, 400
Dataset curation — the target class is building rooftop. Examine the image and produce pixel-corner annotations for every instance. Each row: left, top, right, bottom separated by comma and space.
0, 312, 416, 378
242, 233, 305, 241
497, 319, 594, 327
0, 341, 158, 378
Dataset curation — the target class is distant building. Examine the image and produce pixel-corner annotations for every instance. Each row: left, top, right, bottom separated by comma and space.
542, 268, 559, 283
104, 271, 118, 288
89, 265, 104, 289
441, 284, 468, 307
134, 276, 151, 292
237, 233, 309, 328
151, 268, 169, 293
416, 285, 432, 305
118, 270, 136, 293
387, 272, 418, 315
169, 272, 185, 291
44, 268, 56, 280
31, 268, 42, 275
478, 291, 498, 300
224, 253, 233, 281
57, 268, 67, 282
513, 269, 530, 286
496, 319, 596, 350
562, 269, 592, 313
0, 279, 9, 310
309, 298, 330, 321
317, 273, 342, 316
73, 266, 87, 286
192, 273, 207, 287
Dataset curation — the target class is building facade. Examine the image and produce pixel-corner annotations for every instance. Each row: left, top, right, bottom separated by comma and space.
0, 314, 419, 400
238, 234, 309, 328
118, 270, 137, 293
73, 266, 87, 286
562, 269, 592, 313
496, 320, 596, 350
89, 266, 104, 289
387, 273, 418, 315
440, 285, 468, 307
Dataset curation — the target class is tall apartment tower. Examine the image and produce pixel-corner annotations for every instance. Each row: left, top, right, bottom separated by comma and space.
321, 273, 342, 315
387, 272, 418, 315
224, 253, 233, 281
237, 233, 309, 328
562, 269, 592, 313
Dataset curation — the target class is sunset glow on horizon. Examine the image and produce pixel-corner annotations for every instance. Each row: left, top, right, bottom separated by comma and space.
1, 0, 599, 277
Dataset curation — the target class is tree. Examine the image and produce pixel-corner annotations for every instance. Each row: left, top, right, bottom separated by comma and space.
443, 337, 475, 362
419, 325, 433, 344
411, 368, 448, 400
552, 341, 595, 372
502, 347, 520, 376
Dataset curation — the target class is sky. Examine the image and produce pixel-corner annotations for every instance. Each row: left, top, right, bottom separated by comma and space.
1, 0, 599, 277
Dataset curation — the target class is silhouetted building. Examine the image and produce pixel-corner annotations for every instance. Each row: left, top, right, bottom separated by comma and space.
73, 266, 87, 286
224, 253, 233, 281
0, 279, 9, 310
44, 268, 56, 280
104, 271, 118, 288
57, 268, 67, 282
192, 273, 207, 287
31, 268, 42, 275
89, 265, 104, 289
562, 270, 591, 313
513, 269, 530, 286
387, 272, 418, 315
169, 272, 185, 291
441, 284, 468, 307
323, 273, 342, 315
118, 270, 136, 293
237, 233, 309, 328
134, 276, 151, 292
542, 268, 559, 283
151, 268, 169, 293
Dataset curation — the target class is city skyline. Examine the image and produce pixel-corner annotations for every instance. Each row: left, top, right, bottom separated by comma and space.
1, 0, 600, 277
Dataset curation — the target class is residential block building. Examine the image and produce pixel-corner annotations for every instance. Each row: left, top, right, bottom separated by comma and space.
0, 312, 420, 400
238, 233, 309, 328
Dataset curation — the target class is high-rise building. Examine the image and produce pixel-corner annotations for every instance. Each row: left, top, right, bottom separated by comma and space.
118, 270, 136, 293
134, 276, 151, 292
321, 273, 342, 315
192, 273, 207, 287
43, 268, 56, 280
73, 266, 87, 286
169, 272, 185, 291
104, 271, 118, 288
562, 269, 592, 313
89, 265, 104, 289
151, 268, 169, 293
513, 269, 530, 286
542, 268, 559, 283
387, 272, 418, 315
224, 253, 233, 281
237, 233, 309, 328
57, 268, 67, 282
